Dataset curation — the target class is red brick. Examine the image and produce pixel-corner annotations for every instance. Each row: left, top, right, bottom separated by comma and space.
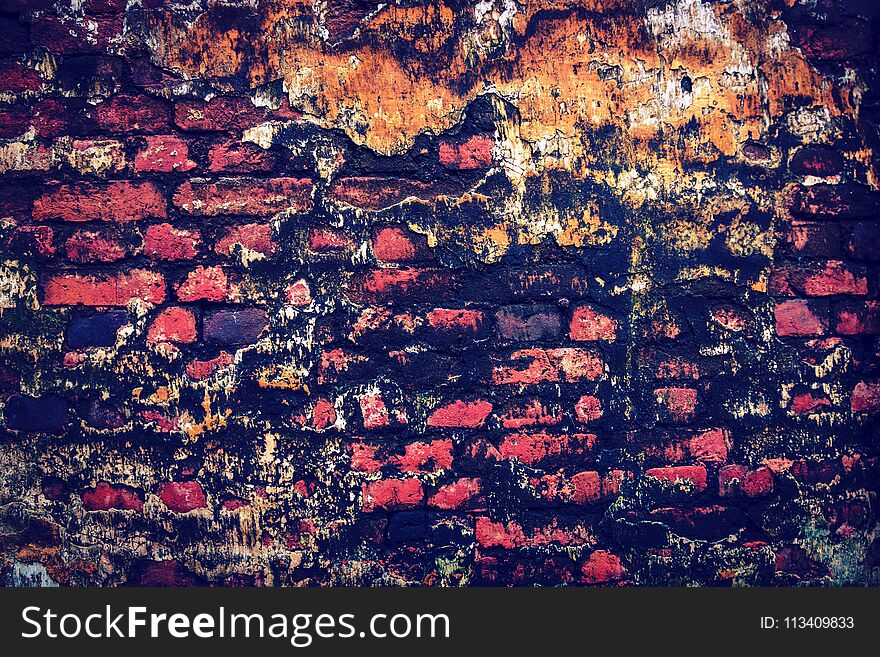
851, 381, 880, 413
687, 428, 729, 464
499, 399, 561, 429
361, 478, 424, 512
492, 348, 604, 384
774, 299, 829, 337
158, 481, 207, 513
358, 392, 406, 429
285, 279, 312, 306
439, 135, 493, 170
186, 352, 234, 380
790, 392, 832, 415
96, 94, 169, 133
498, 432, 596, 466
742, 467, 775, 497
645, 465, 707, 491
33, 182, 166, 222
143, 223, 200, 261
308, 227, 352, 253
82, 482, 144, 512
654, 387, 698, 423
346, 268, 455, 303
134, 135, 195, 173
208, 139, 277, 172
427, 399, 493, 428
309, 397, 337, 431
719, 465, 774, 498
329, 177, 452, 211
581, 550, 625, 584
349, 442, 382, 473
0, 61, 41, 93
31, 14, 122, 54
372, 226, 429, 262
147, 307, 198, 344
173, 178, 313, 216
176, 266, 235, 303
65, 230, 126, 263
396, 439, 454, 473
43, 269, 165, 306
835, 300, 880, 335
574, 395, 602, 423
570, 305, 617, 341
428, 478, 481, 510
32, 99, 68, 138
215, 223, 275, 258
570, 471, 602, 504
770, 261, 867, 297
475, 517, 526, 549
174, 97, 266, 131
426, 308, 484, 333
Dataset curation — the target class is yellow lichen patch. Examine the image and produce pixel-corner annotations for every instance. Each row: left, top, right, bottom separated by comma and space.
256, 363, 309, 391
184, 390, 233, 439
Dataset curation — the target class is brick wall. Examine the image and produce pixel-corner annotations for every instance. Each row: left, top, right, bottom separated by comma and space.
0, 0, 879, 586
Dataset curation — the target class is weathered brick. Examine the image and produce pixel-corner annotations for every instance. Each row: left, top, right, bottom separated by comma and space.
33, 182, 166, 222
372, 226, 430, 262
329, 177, 450, 210
158, 481, 207, 513
774, 299, 829, 337
143, 223, 201, 261
654, 387, 698, 423
439, 134, 493, 170
645, 465, 707, 492
174, 97, 266, 131
43, 269, 165, 306
82, 482, 144, 511
835, 300, 880, 334
134, 135, 196, 173
770, 261, 867, 297
492, 348, 604, 384
428, 477, 481, 510
570, 305, 617, 341
208, 139, 277, 173
851, 381, 880, 413
96, 94, 169, 133
203, 308, 268, 345
497, 432, 596, 466
147, 306, 198, 344
499, 399, 561, 429
361, 478, 424, 512
789, 145, 844, 178
215, 223, 275, 258
346, 268, 455, 304
65, 229, 126, 263
495, 305, 562, 341
173, 178, 313, 216
175, 266, 236, 303
427, 399, 493, 428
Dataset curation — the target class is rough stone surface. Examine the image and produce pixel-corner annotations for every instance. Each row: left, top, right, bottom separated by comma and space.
0, 0, 879, 587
